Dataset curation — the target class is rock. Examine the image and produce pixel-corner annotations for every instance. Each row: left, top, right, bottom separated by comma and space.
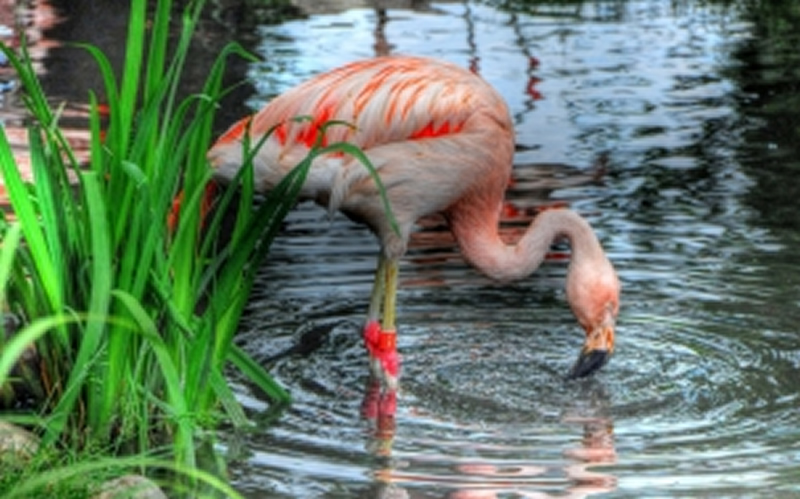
92, 474, 168, 499
0, 420, 39, 462
0, 423, 168, 498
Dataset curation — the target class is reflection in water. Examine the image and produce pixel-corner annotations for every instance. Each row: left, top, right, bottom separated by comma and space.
362, 380, 397, 457
727, 3, 800, 231
561, 395, 617, 497
370, 392, 618, 499
0, 0, 65, 203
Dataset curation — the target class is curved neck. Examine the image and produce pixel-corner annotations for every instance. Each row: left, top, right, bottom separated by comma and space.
449, 207, 607, 282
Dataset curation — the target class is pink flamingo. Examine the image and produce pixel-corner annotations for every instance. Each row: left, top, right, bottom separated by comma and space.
208, 56, 620, 389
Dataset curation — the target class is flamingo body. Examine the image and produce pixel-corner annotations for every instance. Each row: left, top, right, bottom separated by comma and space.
208, 56, 619, 386
209, 57, 514, 260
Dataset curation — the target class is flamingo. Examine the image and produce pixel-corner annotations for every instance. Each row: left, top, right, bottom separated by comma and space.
208, 56, 620, 389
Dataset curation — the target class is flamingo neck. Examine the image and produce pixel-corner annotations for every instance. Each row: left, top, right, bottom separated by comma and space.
449, 207, 608, 283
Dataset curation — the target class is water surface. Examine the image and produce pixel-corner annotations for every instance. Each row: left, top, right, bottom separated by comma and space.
222, 1, 800, 497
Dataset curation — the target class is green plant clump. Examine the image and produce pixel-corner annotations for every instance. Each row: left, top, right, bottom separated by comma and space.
0, 0, 349, 494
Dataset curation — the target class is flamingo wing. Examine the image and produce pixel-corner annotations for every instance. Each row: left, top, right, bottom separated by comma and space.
208, 56, 515, 256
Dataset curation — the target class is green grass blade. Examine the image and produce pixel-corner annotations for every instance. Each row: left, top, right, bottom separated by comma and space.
227, 345, 291, 404
1, 454, 245, 499
0, 128, 61, 313
319, 140, 400, 236
81, 171, 114, 430
27, 127, 66, 293
0, 224, 22, 306
209, 369, 251, 429
42, 171, 113, 443
118, 0, 146, 148
110, 289, 195, 467
0, 42, 52, 124
144, 0, 171, 102
0, 315, 75, 389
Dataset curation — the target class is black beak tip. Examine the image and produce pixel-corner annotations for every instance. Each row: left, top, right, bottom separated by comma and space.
567, 349, 610, 380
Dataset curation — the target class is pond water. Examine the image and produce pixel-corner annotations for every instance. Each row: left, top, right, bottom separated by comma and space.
228, 1, 800, 497
7, 0, 800, 497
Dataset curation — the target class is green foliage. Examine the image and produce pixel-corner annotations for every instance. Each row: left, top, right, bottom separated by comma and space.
0, 0, 311, 493
0, 449, 244, 499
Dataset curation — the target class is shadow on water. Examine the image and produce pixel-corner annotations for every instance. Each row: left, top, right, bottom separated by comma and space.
5, 0, 800, 497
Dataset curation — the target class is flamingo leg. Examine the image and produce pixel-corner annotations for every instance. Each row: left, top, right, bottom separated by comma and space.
366, 255, 387, 324
382, 259, 398, 331
363, 255, 400, 389
361, 256, 399, 453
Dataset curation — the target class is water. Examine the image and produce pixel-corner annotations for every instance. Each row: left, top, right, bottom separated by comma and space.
7, 0, 800, 497
228, 1, 800, 497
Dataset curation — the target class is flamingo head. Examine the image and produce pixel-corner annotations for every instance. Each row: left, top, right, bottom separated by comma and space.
566, 262, 620, 379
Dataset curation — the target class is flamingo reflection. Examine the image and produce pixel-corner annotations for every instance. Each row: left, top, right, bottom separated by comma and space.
362, 414, 616, 498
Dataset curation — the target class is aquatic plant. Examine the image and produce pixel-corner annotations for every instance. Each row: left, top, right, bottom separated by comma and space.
0, 0, 332, 494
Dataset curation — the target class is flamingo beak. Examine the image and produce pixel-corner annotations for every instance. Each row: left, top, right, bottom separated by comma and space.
568, 323, 614, 380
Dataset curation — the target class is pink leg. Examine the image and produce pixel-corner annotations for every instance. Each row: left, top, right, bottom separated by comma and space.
361, 256, 400, 455
362, 256, 401, 389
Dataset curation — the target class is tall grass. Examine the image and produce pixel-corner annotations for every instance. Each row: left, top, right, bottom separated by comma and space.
0, 0, 350, 493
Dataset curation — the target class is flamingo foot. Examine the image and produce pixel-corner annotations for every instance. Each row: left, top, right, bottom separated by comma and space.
363, 320, 400, 389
